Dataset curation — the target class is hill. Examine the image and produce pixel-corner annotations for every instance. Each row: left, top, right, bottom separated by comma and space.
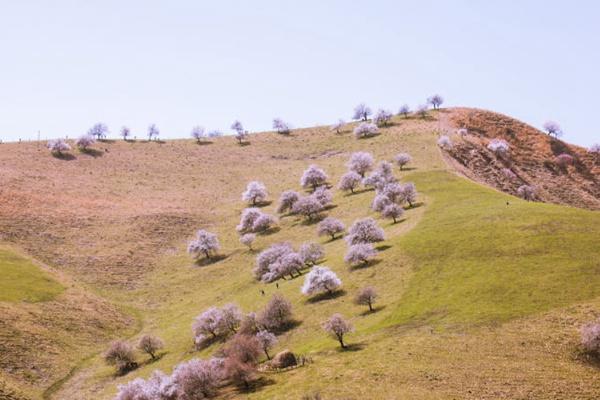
1, 108, 600, 399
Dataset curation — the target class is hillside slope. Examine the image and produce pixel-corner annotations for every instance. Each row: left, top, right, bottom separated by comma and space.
1, 108, 600, 399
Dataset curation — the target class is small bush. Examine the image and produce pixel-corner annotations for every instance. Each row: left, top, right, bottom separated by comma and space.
104, 340, 137, 374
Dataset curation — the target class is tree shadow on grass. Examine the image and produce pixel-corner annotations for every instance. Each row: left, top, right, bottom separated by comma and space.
389, 218, 408, 226
80, 148, 104, 158
399, 167, 418, 172
139, 352, 167, 366
252, 200, 273, 208
271, 319, 302, 335
349, 259, 382, 271
193, 254, 228, 267
194, 140, 214, 146
359, 305, 386, 316
306, 289, 346, 304
405, 201, 425, 209
98, 138, 116, 143
339, 342, 366, 353
52, 152, 76, 161
236, 377, 277, 394
257, 226, 281, 236
237, 141, 251, 147
375, 244, 391, 252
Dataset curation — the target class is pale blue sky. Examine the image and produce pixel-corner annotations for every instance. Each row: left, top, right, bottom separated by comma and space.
1, 0, 598, 146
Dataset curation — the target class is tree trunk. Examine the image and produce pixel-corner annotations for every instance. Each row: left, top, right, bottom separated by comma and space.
265, 349, 271, 360
368, 301, 373, 312
338, 336, 345, 348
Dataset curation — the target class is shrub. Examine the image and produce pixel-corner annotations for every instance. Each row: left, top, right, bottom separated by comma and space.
398, 104, 410, 117
277, 190, 300, 214
322, 314, 353, 348
581, 321, 600, 355
371, 194, 391, 212
312, 186, 332, 207
338, 171, 362, 193
242, 181, 268, 205
299, 242, 324, 266
354, 287, 377, 312
382, 203, 404, 223
104, 340, 137, 373
47, 138, 71, 155
502, 168, 517, 180
256, 330, 278, 360
253, 243, 294, 281
330, 119, 345, 133
427, 94, 444, 109
352, 103, 372, 121
344, 243, 377, 267
301, 266, 342, 296
555, 153, 574, 168
394, 153, 411, 170
75, 134, 96, 150
437, 135, 452, 149
487, 138, 510, 157
120, 126, 131, 141
187, 229, 220, 260
147, 124, 160, 141
172, 358, 222, 399
372, 109, 393, 127
457, 127, 468, 136
137, 334, 164, 360
517, 184, 536, 201
300, 164, 328, 190
191, 126, 206, 143
345, 218, 385, 245
239, 233, 256, 250
317, 217, 345, 240
353, 122, 379, 138
292, 196, 324, 221
88, 122, 108, 139
347, 151, 374, 177
273, 118, 291, 134
543, 120, 562, 137
258, 294, 293, 332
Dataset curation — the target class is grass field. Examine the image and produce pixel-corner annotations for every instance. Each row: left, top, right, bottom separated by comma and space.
2, 110, 600, 399
0, 246, 64, 302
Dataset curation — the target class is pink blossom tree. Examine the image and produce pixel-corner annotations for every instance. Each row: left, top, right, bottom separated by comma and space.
104, 340, 137, 373
317, 217, 345, 240
487, 138, 510, 157
322, 314, 353, 348
242, 181, 268, 205
137, 334, 164, 360
239, 233, 256, 250
273, 118, 291, 134
258, 294, 294, 332
256, 330, 278, 360
543, 121, 562, 137
292, 196, 325, 221
172, 358, 222, 399
338, 171, 362, 193
344, 243, 377, 267
330, 119, 345, 134
47, 138, 71, 156
300, 165, 329, 190
277, 190, 300, 214
555, 153, 574, 168
347, 152, 374, 177
394, 153, 412, 170
517, 184, 536, 201
191, 126, 206, 143
253, 243, 294, 281
437, 135, 452, 149
427, 94, 444, 109
345, 218, 385, 245
301, 266, 342, 296
372, 109, 393, 127
147, 124, 160, 141
75, 134, 96, 151
88, 122, 108, 139
581, 320, 600, 355
120, 126, 131, 141
398, 104, 410, 117
354, 287, 377, 312
416, 104, 428, 118
353, 122, 379, 138
382, 203, 404, 223
187, 229, 220, 260
352, 103, 372, 121
299, 242, 324, 266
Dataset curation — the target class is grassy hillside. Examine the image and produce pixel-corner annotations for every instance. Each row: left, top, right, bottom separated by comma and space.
1, 109, 600, 399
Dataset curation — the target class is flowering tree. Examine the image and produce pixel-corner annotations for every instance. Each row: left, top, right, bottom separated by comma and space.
115, 372, 177, 400
237, 208, 276, 233
208, 130, 223, 138
363, 161, 397, 192
457, 127, 468, 136
517, 184, 536, 201
187, 229, 220, 260
193, 307, 225, 341
231, 120, 244, 135
317, 217, 345, 240
258, 294, 294, 332
322, 314, 353, 348
437, 135, 452, 149
273, 118, 291, 134
256, 330, 277, 360
242, 181, 268, 205
223, 335, 261, 388
221, 303, 243, 334
382, 203, 404, 223
147, 124, 159, 141
401, 182, 417, 207
347, 152, 374, 177
75, 134, 96, 150
172, 358, 222, 399
543, 121, 562, 137
301, 266, 342, 296
416, 104, 428, 118
372, 109, 393, 127
487, 138, 510, 157
239, 233, 256, 250
254, 242, 294, 281
292, 196, 324, 221
47, 138, 71, 155
277, 190, 300, 214
345, 218, 385, 245
251, 213, 276, 233
353, 122, 379, 139
120, 126, 131, 141
191, 126, 206, 143
330, 119, 345, 134
344, 243, 377, 267
394, 153, 412, 170
589, 143, 600, 160
338, 171, 362, 193
300, 165, 328, 190
581, 320, 600, 355
104, 340, 137, 373
299, 242, 324, 266
555, 153, 574, 168
354, 287, 377, 312
352, 103, 372, 121
381, 182, 404, 203
502, 168, 517, 180
427, 94, 444, 109
312, 186, 333, 207
371, 194, 392, 212
88, 122, 108, 139
398, 104, 410, 117
137, 334, 164, 360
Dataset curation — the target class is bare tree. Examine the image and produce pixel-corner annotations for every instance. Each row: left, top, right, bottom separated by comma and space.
137, 334, 164, 360
354, 287, 377, 312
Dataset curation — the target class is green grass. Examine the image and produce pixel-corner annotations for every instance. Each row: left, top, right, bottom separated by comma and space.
388, 170, 600, 326
0, 246, 64, 302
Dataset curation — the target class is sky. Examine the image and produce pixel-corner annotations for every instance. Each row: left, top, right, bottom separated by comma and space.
0, 0, 598, 146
